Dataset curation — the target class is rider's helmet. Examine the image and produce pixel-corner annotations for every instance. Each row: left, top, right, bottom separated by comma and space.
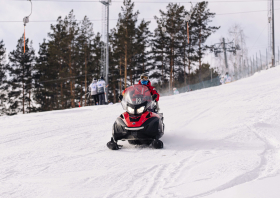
173, 88, 177, 91
140, 73, 149, 85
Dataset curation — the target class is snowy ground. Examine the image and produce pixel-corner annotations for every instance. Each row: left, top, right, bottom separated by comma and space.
1, 67, 280, 198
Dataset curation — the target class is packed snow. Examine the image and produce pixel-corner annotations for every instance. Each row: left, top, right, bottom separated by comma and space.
1, 66, 280, 198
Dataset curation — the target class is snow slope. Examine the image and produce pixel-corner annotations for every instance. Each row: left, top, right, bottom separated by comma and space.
1, 67, 280, 198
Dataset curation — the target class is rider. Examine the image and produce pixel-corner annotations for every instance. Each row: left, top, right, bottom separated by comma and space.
120, 73, 160, 111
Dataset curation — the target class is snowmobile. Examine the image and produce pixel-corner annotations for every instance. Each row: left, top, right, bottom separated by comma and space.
107, 84, 164, 150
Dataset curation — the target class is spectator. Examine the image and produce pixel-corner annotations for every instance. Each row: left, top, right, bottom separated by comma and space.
173, 88, 179, 95
220, 75, 225, 85
89, 78, 99, 105
225, 72, 232, 84
97, 77, 106, 105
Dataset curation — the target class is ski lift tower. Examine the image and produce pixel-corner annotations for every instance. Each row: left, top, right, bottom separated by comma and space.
100, 0, 111, 99
268, 0, 275, 67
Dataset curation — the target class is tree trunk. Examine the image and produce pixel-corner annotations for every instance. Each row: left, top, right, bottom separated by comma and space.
170, 28, 174, 90
198, 27, 203, 86
84, 47, 87, 107
199, 28, 202, 71
188, 59, 191, 86
142, 51, 145, 73
119, 58, 122, 94
188, 45, 191, 87
113, 82, 116, 103
22, 83, 25, 114
124, 27, 128, 89
184, 41, 187, 86
59, 62, 64, 109
69, 44, 74, 108
124, 41, 127, 89
130, 59, 133, 85
161, 49, 164, 87
22, 63, 25, 114
80, 88, 83, 107
170, 47, 174, 90
29, 90, 31, 113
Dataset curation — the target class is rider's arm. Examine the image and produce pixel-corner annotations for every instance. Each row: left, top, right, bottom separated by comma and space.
151, 88, 160, 102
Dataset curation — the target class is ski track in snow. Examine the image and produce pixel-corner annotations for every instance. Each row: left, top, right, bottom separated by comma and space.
1, 67, 280, 198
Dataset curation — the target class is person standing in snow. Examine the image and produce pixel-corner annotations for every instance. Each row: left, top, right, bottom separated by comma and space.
224, 72, 232, 84
173, 88, 179, 95
89, 78, 99, 105
220, 75, 225, 85
97, 77, 106, 105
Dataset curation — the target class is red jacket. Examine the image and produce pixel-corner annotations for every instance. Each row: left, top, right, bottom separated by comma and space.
138, 80, 160, 102
122, 81, 160, 102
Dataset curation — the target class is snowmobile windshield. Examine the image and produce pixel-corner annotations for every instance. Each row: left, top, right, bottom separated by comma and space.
121, 85, 153, 114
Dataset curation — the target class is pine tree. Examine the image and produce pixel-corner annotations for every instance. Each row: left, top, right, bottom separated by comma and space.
48, 10, 80, 109
133, 19, 152, 81
47, 16, 69, 109
193, 2, 220, 82
150, 22, 169, 90
178, 7, 199, 88
110, 28, 124, 99
154, 3, 185, 91
77, 16, 94, 106
116, 0, 139, 88
33, 39, 56, 112
0, 40, 8, 115
6, 35, 36, 115
34, 11, 103, 110
63, 10, 80, 108
0, 40, 6, 83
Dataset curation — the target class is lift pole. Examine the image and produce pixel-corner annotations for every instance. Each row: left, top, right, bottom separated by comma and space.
100, 0, 110, 102
272, 0, 275, 67
222, 38, 229, 70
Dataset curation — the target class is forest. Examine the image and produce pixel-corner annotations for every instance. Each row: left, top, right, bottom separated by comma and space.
0, 0, 220, 116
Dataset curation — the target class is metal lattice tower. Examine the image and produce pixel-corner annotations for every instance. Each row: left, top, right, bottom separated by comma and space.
99, 0, 110, 102
267, 0, 276, 66
100, 1, 108, 77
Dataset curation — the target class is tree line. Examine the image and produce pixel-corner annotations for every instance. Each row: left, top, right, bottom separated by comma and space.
0, 0, 219, 116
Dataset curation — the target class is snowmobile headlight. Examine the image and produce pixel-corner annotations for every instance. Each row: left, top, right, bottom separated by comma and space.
137, 106, 145, 114
127, 106, 134, 114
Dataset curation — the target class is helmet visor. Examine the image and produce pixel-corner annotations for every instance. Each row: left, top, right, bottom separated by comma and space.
140, 75, 149, 80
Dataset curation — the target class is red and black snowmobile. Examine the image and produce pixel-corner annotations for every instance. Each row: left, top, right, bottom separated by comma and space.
107, 84, 164, 150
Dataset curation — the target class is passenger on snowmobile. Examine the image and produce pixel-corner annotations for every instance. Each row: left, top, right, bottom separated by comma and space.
120, 73, 160, 112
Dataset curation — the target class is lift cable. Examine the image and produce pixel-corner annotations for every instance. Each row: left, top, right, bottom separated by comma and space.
1, 8, 280, 23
